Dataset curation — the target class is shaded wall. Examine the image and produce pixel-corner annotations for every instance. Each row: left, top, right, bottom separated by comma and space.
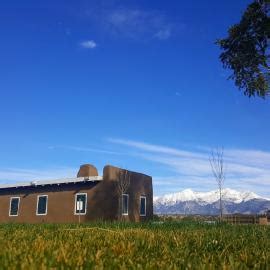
102, 165, 153, 222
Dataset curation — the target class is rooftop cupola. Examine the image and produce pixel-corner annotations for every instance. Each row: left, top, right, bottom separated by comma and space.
77, 164, 98, 178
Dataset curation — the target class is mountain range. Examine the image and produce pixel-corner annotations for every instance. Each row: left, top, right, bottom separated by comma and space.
153, 188, 270, 215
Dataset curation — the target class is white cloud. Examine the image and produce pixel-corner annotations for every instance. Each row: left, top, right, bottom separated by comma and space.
107, 138, 206, 159
80, 40, 97, 49
3, 139, 269, 197
108, 138, 270, 197
86, 6, 175, 41
0, 167, 77, 184
49, 145, 122, 155
154, 28, 171, 40
107, 8, 173, 40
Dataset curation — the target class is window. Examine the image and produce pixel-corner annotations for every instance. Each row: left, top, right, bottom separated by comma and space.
75, 193, 87, 215
122, 194, 129, 215
140, 196, 146, 216
9, 197, 20, 216
36, 195, 48, 215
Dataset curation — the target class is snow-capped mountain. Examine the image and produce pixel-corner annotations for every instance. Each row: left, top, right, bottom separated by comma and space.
154, 188, 270, 215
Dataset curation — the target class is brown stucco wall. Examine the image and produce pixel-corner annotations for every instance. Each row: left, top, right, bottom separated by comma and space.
102, 165, 153, 222
0, 165, 153, 223
77, 164, 98, 178
0, 182, 99, 223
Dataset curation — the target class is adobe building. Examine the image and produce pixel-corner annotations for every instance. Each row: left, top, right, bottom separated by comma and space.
0, 164, 153, 223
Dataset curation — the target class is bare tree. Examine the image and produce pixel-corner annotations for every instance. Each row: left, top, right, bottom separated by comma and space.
209, 148, 225, 222
116, 170, 130, 220
184, 202, 191, 216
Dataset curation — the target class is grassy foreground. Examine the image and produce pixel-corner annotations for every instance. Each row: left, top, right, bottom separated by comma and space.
0, 222, 269, 269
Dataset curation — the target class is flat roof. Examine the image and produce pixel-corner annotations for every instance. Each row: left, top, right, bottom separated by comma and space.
0, 176, 103, 190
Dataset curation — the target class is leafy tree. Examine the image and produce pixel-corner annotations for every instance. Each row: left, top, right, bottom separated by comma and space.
216, 0, 270, 97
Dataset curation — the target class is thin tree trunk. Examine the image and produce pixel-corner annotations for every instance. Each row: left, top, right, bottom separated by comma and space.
219, 189, 223, 222
209, 148, 225, 223
117, 170, 130, 222
118, 195, 122, 221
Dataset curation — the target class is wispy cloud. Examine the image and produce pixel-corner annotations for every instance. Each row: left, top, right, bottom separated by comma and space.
0, 167, 76, 184
49, 145, 123, 155
79, 40, 97, 49
85, 6, 177, 41
154, 28, 171, 40
107, 138, 206, 159
3, 139, 269, 197
108, 138, 270, 197
106, 8, 173, 40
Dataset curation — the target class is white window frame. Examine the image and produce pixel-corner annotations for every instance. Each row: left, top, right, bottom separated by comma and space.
122, 194, 129, 216
74, 193, 87, 215
36, 195, 48, 216
140, 196, 147, 216
9, 197, 20, 217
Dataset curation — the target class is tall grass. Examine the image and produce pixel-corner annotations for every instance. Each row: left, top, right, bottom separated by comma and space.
0, 222, 269, 269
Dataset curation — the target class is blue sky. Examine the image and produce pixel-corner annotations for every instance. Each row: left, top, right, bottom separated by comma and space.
1, 0, 270, 197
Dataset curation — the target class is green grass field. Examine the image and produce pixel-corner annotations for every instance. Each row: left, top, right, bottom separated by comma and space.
0, 222, 269, 269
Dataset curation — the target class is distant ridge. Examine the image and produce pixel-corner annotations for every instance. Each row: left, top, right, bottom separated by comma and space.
154, 188, 270, 215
